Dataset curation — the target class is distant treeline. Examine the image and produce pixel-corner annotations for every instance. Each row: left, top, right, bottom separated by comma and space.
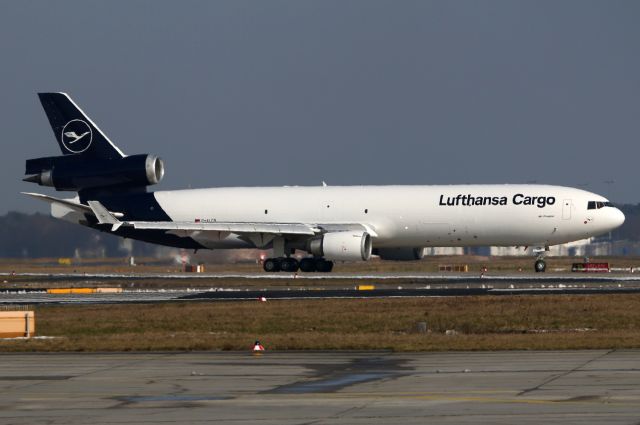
1, 204, 639, 258
0, 212, 159, 258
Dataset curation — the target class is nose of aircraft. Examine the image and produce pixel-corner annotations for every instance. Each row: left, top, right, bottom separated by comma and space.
609, 207, 625, 229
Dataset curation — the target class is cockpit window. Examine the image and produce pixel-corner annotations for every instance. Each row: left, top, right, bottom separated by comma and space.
587, 201, 614, 210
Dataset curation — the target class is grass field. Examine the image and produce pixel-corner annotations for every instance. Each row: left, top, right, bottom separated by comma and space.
2, 295, 640, 352
2, 255, 640, 275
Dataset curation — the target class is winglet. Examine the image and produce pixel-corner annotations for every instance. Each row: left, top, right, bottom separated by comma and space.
87, 200, 123, 231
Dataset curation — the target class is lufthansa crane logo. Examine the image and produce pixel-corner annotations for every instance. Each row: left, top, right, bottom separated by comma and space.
61, 119, 92, 153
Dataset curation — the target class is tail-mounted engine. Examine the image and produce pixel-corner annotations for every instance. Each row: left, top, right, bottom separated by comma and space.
24, 154, 164, 191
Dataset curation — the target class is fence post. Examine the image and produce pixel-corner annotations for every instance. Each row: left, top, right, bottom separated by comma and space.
25, 312, 30, 338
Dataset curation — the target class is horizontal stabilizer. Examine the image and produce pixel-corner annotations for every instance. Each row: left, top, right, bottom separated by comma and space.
22, 192, 92, 214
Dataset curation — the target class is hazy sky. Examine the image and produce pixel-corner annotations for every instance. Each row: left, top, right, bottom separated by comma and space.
1, 1, 639, 214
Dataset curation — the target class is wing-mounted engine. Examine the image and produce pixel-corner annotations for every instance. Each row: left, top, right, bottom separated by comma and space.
307, 231, 372, 261
374, 247, 425, 261
24, 154, 164, 191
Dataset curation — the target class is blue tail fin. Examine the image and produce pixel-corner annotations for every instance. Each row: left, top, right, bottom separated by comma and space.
38, 93, 125, 160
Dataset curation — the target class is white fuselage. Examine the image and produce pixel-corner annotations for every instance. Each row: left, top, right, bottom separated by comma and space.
153, 184, 625, 250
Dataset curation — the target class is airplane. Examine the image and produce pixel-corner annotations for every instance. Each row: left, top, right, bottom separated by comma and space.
23, 93, 625, 273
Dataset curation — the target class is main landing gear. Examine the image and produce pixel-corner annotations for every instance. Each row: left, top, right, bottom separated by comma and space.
263, 257, 334, 273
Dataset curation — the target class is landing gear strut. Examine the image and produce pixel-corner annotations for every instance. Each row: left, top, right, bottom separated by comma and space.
263, 257, 333, 273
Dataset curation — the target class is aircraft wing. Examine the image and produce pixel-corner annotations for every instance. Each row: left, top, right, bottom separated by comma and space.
84, 200, 320, 235
26, 196, 377, 240
128, 221, 318, 235
125, 221, 378, 241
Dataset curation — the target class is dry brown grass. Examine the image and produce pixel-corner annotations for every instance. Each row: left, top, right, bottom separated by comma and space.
3, 255, 640, 275
2, 295, 640, 352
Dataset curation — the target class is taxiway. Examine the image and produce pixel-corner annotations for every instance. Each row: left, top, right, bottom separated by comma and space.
3, 272, 640, 304
0, 350, 638, 424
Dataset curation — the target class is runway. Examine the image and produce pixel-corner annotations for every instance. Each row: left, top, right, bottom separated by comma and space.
0, 350, 638, 424
3, 272, 640, 304
3, 287, 640, 304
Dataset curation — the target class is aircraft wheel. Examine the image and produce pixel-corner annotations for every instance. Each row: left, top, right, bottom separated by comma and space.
263, 258, 281, 272
325, 261, 334, 272
299, 258, 316, 272
534, 259, 546, 273
281, 258, 299, 273
315, 259, 334, 273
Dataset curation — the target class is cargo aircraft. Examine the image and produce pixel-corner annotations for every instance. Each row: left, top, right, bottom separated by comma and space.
23, 93, 625, 272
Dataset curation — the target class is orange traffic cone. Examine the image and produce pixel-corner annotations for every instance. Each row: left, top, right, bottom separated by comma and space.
253, 340, 265, 355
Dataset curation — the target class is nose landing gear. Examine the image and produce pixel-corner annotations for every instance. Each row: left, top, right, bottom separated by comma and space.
534, 259, 546, 273
533, 246, 549, 273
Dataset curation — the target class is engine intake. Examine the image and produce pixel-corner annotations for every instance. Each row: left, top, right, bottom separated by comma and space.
24, 154, 164, 191
308, 231, 372, 261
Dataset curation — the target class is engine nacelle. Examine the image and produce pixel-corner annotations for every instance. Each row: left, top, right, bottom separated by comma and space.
24, 154, 164, 191
308, 231, 372, 261
374, 247, 425, 261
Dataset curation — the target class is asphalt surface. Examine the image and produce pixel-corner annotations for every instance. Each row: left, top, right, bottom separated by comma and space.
0, 350, 638, 424
3, 272, 640, 304
2, 286, 640, 304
